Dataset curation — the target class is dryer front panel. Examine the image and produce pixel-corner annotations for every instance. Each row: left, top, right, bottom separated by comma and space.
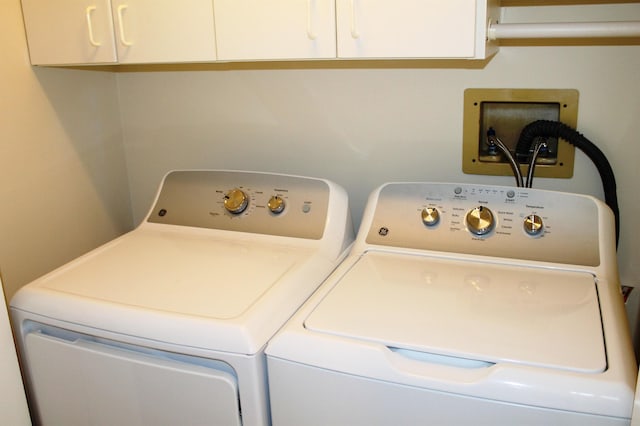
22, 324, 241, 426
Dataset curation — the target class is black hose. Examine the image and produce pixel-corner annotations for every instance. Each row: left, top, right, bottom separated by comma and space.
515, 120, 619, 247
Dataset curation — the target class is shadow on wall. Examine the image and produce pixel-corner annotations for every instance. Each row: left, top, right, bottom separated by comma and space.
0, 65, 133, 300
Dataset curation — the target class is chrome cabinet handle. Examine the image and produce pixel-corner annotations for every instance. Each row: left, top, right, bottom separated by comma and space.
86, 6, 101, 47
307, 0, 317, 40
350, 0, 360, 39
117, 4, 133, 46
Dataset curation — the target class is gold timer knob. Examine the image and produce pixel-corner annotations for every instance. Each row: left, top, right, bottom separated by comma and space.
223, 188, 249, 214
466, 206, 495, 236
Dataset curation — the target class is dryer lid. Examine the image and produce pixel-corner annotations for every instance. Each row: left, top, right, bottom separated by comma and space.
36, 229, 311, 320
304, 251, 606, 373
13, 227, 331, 354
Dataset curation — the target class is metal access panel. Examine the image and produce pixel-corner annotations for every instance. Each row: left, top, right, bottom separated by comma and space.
462, 88, 579, 178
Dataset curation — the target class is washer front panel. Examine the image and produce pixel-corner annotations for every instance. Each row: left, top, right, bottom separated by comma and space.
304, 251, 605, 374
365, 182, 602, 266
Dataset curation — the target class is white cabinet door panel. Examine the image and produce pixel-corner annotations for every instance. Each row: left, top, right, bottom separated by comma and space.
21, 0, 493, 65
21, 0, 118, 65
215, 0, 336, 60
336, 0, 478, 59
111, 0, 217, 64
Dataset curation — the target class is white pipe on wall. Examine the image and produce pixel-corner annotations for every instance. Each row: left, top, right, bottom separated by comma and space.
488, 21, 640, 40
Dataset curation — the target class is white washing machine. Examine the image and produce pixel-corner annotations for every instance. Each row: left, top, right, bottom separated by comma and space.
10, 169, 353, 426
266, 182, 637, 426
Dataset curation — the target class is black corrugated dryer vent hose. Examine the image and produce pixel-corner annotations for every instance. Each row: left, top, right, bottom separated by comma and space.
515, 120, 620, 248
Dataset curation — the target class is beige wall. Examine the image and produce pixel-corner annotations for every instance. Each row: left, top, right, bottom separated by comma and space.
117, 5, 640, 292
0, 0, 133, 301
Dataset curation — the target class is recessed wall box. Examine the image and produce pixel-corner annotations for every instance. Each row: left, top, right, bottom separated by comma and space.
463, 89, 579, 179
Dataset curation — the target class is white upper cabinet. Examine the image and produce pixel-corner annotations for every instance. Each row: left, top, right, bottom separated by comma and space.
214, 0, 337, 61
111, 0, 216, 64
21, 0, 217, 65
336, 0, 499, 59
21, 0, 118, 65
21, 0, 498, 65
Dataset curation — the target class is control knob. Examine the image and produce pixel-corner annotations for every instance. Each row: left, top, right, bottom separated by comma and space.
466, 206, 494, 236
223, 188, 249, 214
421, 207, 440, 227
268, 195, 286, 214
523, 214, 544, 236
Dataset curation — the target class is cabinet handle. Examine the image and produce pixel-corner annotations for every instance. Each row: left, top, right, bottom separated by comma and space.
306, 0, 317, 40
116, 4, 133, 46
85, 6, 101, 47
350, 0, 360, 39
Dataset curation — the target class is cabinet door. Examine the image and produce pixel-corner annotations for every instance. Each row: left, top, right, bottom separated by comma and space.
21, 0, 118, 65
215, 0, 336, 61
111, 0, 216, 64
336, 0, 478, 59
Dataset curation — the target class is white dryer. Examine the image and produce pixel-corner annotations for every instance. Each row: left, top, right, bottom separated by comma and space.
11, 169, 353, 426
266, 182, 637, 426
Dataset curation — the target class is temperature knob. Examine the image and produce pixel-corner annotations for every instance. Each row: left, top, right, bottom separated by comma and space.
223, 188, 248, 214
466, 206, 495, 236
268, 195, 286, 214
523, 214, 544, 236
421, 207, 440, 227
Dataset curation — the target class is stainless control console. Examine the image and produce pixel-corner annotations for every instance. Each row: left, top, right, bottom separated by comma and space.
148, 170, 332, 240
365, 182, 610, 266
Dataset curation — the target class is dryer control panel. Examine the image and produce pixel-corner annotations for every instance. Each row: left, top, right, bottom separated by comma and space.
147, 170, 333, 239
365, 182, 607, 266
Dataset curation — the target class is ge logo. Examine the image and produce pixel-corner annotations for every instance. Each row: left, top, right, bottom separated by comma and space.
378, 227, 389, 236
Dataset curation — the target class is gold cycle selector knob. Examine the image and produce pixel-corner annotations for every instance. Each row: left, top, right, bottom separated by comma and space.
421, 207, 440, 227
466, 206, 495, 236
523, 214, 544, 236
268, 195, 286, 214
223, 188, 249, 214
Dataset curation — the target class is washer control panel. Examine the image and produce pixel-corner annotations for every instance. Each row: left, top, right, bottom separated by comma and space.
148, 170, 331, 239
365, 182, 603, 266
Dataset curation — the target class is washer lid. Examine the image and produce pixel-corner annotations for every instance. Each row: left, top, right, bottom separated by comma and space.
304, 251, 606, 373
